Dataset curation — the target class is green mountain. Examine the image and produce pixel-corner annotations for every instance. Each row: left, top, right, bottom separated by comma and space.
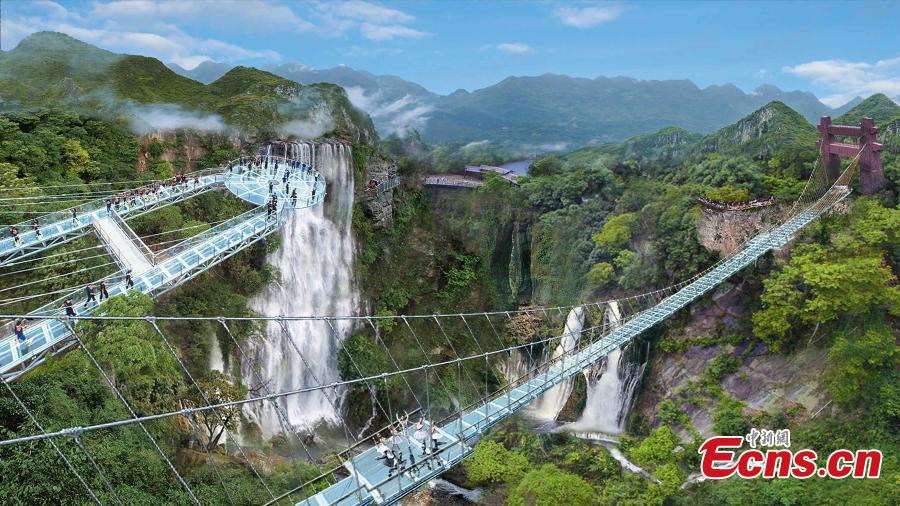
834, 93, 900, 125
0, 32, 375, 142
420, 74, 834, 148
693, 101, 817, 159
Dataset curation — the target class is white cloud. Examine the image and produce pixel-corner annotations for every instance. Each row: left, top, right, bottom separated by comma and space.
783, 57, 900, 108
344, 86, 433, 136
359, 23, 430, 41
332, 1, 415, 24
494, 42, 533, 54
553, 4, 622, 28
3, 0, 429, 62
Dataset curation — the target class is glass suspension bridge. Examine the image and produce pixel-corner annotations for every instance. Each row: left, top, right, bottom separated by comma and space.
0, 142, 867, 505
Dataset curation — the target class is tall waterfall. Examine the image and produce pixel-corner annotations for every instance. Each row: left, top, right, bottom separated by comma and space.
242, 141, 358, 437
527, 306, 585, 421
567, 348, 644, 434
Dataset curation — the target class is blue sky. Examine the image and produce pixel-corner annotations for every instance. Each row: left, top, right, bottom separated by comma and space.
2, 0, 899, 107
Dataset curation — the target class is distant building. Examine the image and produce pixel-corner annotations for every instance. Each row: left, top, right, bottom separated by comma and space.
463, 165, 519, 185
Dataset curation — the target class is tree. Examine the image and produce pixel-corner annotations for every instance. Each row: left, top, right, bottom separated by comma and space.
63, 138, 99, 177
627, 425, 681, 470
508, 464, 595, 506
593, 212, 638, 253
825, 323, 898, 410
587, 262, 615, 288
529, 155, 562, 177
182, 371, 248, 450
464, 440, 528, 485
77, 292, 183, 413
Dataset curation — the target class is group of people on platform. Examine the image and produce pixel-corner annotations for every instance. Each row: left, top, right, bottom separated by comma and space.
6, 172, 209, 249
11, 269, 135, 352
697, 195, 776, 211
375, 412, 448, 478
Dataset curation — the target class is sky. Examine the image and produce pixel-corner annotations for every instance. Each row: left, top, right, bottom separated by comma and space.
2, 0, 900, 107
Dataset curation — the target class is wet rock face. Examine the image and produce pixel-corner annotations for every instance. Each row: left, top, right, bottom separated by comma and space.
355, 156, 395, 228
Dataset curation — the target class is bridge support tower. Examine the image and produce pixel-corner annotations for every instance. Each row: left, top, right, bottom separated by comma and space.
816, 116, 885, 195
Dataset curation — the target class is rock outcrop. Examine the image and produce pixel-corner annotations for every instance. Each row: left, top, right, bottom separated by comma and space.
355, 156, 396, 228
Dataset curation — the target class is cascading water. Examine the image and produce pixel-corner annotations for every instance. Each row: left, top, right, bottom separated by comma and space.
569, 346, 646, 434
242, 140, 358, 437
527, 306, 585, 421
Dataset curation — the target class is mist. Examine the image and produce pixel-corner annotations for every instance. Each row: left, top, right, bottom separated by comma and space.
126, 103, 228, 134
344, 86, 433, 137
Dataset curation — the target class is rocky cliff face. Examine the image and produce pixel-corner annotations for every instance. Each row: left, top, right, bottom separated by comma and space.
136, 129, 240, 174
696, 205, 788, 257
632, 282, 832, 440
355, 156, 395, 228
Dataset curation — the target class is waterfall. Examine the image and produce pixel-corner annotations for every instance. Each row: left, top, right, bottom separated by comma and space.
527, 306, 584, 421
567, 347, 643, 434
242, 140, 358, 437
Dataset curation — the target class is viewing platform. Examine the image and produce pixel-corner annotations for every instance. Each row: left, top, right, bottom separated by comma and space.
0, 157, 326, 381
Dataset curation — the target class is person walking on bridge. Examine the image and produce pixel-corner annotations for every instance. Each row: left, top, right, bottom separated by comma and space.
269, 180, 274, 194
290, 189, 298, 208
98, 280, 109, 302
9, 226, 20, 247
63, 297, 76, 317
70, 207, 78, 224
14, 320, 27, 350
31, 219, 42, 239
124, 270, 134, 290
83, 283, 97, 309
106, 199, 112, 214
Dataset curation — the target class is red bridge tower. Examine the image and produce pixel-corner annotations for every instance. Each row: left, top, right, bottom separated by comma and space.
816, 116, 885, 195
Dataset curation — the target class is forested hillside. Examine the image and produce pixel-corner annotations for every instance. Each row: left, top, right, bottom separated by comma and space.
0, 32, 375, 142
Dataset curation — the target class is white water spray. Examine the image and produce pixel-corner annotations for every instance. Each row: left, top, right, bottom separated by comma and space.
569, 302, 646, 434
527, 306, 584, 421
242, 141, 358, 437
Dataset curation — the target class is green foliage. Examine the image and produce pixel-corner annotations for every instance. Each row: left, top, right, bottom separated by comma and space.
181, 370, 247, 449
464, 440, 529, 485
338, 334, 390, 380
528, 155, 562, 177
712, 397, 748, 435
587, 261, 615, 288
507, 463, 595, 506
825, 323, 898, 410
593, 212, 638, 252
752, 199, 899, 351
628, 425, 681, 470
706, 184, 750, 203
705, 354, 740, 381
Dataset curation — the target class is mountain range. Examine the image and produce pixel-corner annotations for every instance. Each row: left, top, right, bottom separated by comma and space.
578, 93, 900, 169
167, 58, 866, 149
1, 32, 889, 153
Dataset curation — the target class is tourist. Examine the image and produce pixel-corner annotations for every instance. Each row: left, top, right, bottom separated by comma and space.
114, 195, 121, 211
14, 320, 27, 348
269, 180, 274, 194
9, 226, 20, 247
63, 297, 76, 317
106, 199, 112, 213
124, 270, 134, 289
31, 219, 41, 239
290, 189, 298, 208
71, 207, 78, 224
98, 280, 109, 302
413, 419, 428, 453
84, 283, 97, 308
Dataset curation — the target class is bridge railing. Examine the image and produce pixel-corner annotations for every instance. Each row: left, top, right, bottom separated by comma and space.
2, 167, 228, 242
